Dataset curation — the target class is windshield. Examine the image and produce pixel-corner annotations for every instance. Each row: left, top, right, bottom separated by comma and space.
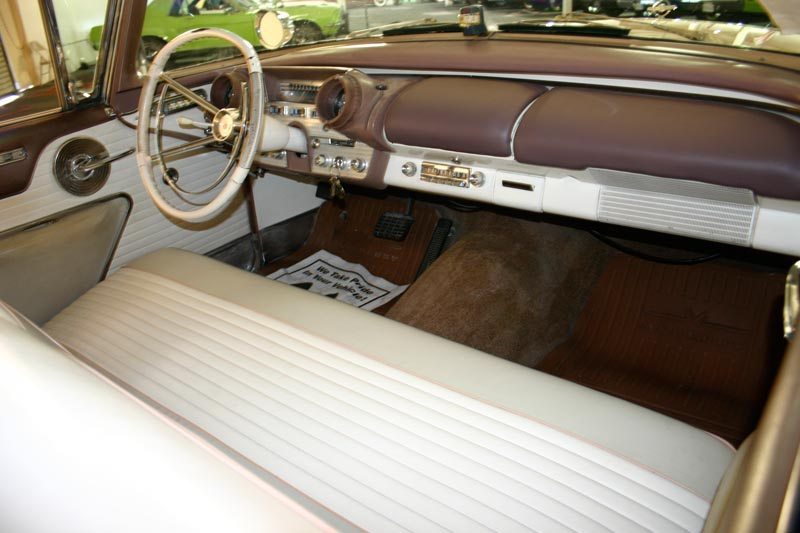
128, 0, 798, 72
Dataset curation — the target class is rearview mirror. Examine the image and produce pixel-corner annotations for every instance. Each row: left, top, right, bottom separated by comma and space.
255, 10, 295, 50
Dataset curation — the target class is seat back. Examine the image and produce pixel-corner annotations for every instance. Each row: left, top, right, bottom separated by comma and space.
0, 301, 325, 532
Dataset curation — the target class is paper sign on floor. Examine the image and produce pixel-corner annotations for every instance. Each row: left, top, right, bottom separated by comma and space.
267, 250, 408, 311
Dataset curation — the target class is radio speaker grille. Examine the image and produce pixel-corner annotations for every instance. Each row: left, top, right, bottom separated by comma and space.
598, 186, 756, 246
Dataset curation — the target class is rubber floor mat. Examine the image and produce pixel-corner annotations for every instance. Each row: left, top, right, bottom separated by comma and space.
260, 195, 439, 313
538, 254, 786, 446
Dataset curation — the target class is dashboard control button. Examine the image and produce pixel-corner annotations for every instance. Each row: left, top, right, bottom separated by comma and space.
469, 171, 485, 187
350, 158, 367, 173
401, 162, 417, 177
333, 156, 348, 170
311, 138, 321, 149
314, 154, 332, 167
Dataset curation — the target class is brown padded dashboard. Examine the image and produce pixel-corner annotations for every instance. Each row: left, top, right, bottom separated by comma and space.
262, 36, 800, 107
254, 66, 800, 201
512, 87, 800, 200
254, 64, 800, 253
384, 77, 546, 157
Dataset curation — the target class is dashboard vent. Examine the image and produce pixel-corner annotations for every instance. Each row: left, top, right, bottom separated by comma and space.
598, 187, 756, 246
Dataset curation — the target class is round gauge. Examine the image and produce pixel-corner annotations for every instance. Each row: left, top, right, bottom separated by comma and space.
210, 71, 248, 109
332, 89, 346, 117
316, 75, 360, 128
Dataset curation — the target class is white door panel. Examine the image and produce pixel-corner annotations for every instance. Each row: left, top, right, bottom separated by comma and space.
0, 116, 250, 271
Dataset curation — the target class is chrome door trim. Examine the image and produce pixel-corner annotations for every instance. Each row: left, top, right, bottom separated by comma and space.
38, 0, 72, 109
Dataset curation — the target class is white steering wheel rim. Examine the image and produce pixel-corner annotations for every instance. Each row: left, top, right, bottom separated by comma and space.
136, 28, 264, 223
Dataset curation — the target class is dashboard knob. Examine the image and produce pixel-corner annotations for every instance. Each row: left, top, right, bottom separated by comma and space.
401, 162, 417, 177
350, 158, 367, 173
314, 154, 331, 167
311, 138, 321, 149
333, 156, 348, 170
469, 171, 485, 187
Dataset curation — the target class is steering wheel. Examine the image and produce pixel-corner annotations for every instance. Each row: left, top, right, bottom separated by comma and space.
136, 28, 264, 222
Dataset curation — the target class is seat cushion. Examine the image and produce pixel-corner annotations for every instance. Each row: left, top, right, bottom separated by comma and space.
45, 248, 735, 532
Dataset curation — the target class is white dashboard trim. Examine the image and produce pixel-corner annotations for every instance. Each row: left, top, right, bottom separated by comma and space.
385, 145, 800, 255
752, 197, 800, 256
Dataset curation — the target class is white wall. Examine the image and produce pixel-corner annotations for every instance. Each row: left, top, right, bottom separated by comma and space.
252, 174, 324, 229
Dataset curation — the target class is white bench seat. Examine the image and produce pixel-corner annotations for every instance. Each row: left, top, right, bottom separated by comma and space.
36, 249, 734, 531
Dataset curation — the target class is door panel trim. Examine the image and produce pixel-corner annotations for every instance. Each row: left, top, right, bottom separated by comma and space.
0, 114, 250, 271
0, 106, 111, 199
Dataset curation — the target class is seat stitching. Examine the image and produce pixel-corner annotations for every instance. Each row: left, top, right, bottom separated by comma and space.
56, 342, 369, 533
87, 281, 695, 530
120, 268, 713, 512
48, 316, 444, 533
68, 290, 642, 532
58, 308, 555, 533
76, 278, 702, 520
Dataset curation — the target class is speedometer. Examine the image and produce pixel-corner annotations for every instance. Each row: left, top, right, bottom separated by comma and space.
332, 89, 346, 117
316, 76, 349, 122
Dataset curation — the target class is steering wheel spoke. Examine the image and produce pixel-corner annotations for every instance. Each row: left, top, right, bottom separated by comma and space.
152, 135, 218, 163
159, 72, 220, 116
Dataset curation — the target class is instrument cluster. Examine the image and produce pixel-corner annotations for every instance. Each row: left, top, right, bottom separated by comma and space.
256, 75, 375, 181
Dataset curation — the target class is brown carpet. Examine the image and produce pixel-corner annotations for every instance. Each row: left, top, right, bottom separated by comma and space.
260, 195, 439, 313
538, 254, 787, 446
387, 211, 612, 367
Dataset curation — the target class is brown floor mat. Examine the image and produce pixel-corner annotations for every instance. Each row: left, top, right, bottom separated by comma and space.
260, 195, 439, 313
387, 211, 612, 366
538, 254, 787, 446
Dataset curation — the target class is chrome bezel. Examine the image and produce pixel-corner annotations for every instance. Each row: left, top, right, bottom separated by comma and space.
254, 10, 295, 51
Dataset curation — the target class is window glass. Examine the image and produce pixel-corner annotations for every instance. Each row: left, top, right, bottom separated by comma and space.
51, 0, 112, 100
0, 0, 60, 123
136, 0, 798, 74
138, 0, 349, 72
0, 0, 111, 124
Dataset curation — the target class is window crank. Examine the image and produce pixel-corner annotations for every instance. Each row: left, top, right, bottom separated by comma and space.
77, 147, 135, 173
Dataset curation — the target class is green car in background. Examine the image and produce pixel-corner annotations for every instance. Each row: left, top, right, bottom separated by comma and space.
91, 0, 347, 62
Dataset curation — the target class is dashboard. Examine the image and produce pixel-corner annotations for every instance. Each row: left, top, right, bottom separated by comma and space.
208, 59, 800, 256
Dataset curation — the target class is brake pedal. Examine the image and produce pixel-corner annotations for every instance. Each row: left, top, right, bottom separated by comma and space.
374, 211, 415, 241
374, 197, 415, 241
